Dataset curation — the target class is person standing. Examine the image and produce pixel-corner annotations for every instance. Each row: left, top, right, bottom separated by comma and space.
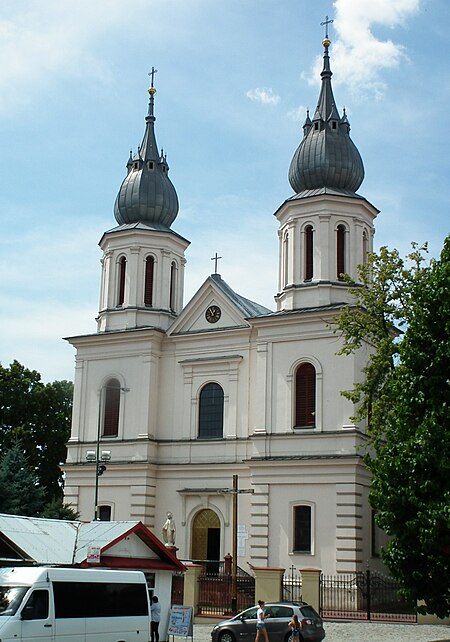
288, 614, 301, 641
151, 595, 161, 642
255, 599, 269, 642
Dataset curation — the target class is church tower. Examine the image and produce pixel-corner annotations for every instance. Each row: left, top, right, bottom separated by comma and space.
97, 73, 189, 333
275, 36, 378, 311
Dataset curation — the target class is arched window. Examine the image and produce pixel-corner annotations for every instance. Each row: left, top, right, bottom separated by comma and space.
283, 232, 289, 287
336, 225, 346, 280
98, 505, 112, 521
144, 256, 154, 306
293, 505, 312, 553
295, 363, 316, 428
198, 383, 224, 439
362, 230, 369, 265
117, 256, 126, 306
103, 378, 120, 437
304, 225, 314, 281
169, 261, 176, 311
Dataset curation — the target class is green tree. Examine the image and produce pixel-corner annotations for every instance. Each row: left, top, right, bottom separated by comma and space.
334, 237, 450, 618
0, 361, 73, 503
40, 497, 80, 520
0, 444, 45, 516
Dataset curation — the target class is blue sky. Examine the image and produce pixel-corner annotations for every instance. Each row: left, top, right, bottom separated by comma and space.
0, 0, 448, 383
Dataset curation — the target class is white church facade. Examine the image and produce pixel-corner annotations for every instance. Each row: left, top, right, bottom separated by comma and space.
63, 39, 386, 575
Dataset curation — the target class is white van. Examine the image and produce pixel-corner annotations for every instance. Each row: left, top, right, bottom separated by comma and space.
0, 566, 151, 641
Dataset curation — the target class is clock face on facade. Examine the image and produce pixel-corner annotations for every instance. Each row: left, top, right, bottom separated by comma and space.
205, 305, 221, 324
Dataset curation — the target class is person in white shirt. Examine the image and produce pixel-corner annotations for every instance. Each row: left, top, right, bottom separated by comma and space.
151, 595, 161, 642
255, 599, 269, 642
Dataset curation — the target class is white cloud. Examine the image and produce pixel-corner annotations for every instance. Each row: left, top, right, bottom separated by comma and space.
0, 0, 190, 114
246, 87, 280, 106
287, 105, 309, 123
306, 0, 420, 100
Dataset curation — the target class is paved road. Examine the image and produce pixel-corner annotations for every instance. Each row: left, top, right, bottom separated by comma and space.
194, 621, 450, 642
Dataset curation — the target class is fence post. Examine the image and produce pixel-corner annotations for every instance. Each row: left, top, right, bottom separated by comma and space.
252, 567, 285, 603
183, 564, 203, 612
300, 568, 321, 614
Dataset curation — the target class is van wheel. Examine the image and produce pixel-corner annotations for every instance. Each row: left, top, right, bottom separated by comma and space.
219, 631, 235, 642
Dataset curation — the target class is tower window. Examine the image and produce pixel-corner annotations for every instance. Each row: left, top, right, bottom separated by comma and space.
117, 256, 126, 306
103, 378, 120, 437
169, 261, 176, 311
363, 230, 369, 265
144, 256, 154, 306
98, 505, 112, 521
148, 161, 154, 170
336, 225, 346, 280
295, 363, 316, 428
314, 122, 319, 131
332, 121, 337, 129
293, 505, 312, 553
304, 225, 313, 281
198, 383, 224, 439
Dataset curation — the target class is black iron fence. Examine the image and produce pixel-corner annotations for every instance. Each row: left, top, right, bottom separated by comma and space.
196, 560, 255, 616
282, 565, 302, 602
320, 570, 417, 622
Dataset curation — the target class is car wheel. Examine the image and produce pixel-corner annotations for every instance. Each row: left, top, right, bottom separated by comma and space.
219, 631, 235, 642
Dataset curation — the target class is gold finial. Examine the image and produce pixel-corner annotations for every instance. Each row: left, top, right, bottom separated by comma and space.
148, 86, 157, 96
322, 37, 331, 49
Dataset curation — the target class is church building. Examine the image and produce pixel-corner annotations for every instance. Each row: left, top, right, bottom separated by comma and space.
64, 37, 385, 575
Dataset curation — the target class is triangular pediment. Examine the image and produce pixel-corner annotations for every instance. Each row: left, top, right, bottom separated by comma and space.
168, 275, 270, 336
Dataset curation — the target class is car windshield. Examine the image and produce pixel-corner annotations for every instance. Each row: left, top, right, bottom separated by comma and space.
0, 586, 29, 616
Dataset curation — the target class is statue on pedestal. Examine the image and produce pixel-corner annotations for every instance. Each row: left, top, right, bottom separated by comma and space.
162, 511, 176, 546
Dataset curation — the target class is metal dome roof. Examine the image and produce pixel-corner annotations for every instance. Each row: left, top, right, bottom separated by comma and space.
114, 81, 179, 229
288, 40, 364, 194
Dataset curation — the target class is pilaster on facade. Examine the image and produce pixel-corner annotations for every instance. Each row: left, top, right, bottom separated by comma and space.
130, 482, 157, 528
249, 484, 270, 564
335, 483, 364, 573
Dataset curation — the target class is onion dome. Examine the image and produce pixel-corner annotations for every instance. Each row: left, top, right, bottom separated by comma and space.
288, 38, 364, 194
114, 80, 179, 228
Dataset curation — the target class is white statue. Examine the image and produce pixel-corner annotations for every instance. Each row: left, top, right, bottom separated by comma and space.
162, 511, 176, 546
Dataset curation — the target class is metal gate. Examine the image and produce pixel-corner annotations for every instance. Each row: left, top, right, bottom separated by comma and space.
320, 570, 417, 622
197, 561, 255, 616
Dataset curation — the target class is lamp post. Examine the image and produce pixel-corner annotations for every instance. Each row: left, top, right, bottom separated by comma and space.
85, 449, 110, 520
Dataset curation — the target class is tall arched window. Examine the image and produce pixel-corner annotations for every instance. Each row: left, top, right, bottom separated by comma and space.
336, 225, 346, 280
117, 256, 126, 306
169, 261, 176, 311
103, 378, 120, 437
362, 230, 369, 265
283, 232, 289, 287
144, 256, 154, 306
295, 363, 316, 428
304, 225, 314, 281
198, 383, 224, 439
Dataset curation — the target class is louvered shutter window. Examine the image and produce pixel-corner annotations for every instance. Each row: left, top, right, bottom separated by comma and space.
295, 363, 316, 428
144, 256, 154, 306
305, 225, 314, 280
336, 225, 345, 280
117, 257, 126, 305
198, 383, 224, 439
103, 378, 120, 437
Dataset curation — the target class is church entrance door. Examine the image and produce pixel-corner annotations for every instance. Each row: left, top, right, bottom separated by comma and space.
191, 509, 220, 568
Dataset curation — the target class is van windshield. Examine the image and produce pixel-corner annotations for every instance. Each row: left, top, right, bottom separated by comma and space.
0, 586, 29, 616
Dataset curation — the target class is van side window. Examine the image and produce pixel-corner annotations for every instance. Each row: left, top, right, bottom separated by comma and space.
53, 582, 149, 618
22, 590, 49, 620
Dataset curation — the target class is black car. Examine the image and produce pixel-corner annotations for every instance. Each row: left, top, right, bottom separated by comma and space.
211, 602, 325, 642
